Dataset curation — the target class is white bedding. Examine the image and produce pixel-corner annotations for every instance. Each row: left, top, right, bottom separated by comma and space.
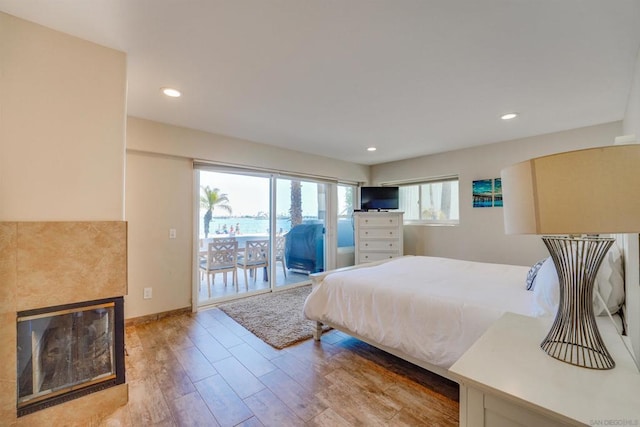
303, 256, 540, 369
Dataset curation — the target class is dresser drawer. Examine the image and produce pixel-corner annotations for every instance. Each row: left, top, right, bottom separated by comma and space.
359, 216, 400, 227
358, 252, 400, 263
360, 228, 399, 239
359, 240, 401, 251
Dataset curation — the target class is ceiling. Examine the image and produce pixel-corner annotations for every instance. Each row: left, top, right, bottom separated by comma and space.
2, 1, 640, 165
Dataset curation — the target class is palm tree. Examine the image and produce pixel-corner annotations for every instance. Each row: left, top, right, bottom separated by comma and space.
200, 186, 232, 237
290, 180, 303, 227
341, 186, 354, 216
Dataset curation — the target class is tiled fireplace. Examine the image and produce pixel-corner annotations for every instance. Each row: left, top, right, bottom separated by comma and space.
0, 221, 128, 425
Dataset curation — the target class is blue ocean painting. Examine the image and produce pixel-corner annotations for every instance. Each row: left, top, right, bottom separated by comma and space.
493, 178, 503, 207
473, 179, 493, 208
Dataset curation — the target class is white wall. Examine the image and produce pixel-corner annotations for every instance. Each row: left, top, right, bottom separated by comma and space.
0, 13, 127, 221
125, 117, 370, 318
127, 117, 370, 183
371, 121, 622, 266
125, 152, 193, 318
624, 48, 640, 137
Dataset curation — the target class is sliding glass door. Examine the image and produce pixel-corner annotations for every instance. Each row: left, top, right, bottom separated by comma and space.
197, 170, 272, 305
274, 177, 326, 289
195, 168, 332, 307
337, 184, 356, 268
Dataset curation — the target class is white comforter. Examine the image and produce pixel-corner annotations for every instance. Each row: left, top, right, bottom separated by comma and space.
303, 256, 539, 369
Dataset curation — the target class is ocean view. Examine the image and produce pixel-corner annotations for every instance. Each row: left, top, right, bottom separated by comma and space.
201, 216, 319, 237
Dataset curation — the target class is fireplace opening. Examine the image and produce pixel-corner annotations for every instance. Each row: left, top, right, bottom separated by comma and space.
16, 297, 125, 417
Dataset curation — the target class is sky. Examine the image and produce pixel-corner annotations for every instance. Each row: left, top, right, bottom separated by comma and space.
200, 171, 320, 217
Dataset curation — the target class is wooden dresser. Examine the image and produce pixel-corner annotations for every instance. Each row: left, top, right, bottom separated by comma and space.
354, 211, 404, 264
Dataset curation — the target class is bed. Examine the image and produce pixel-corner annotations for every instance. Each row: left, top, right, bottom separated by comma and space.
304, 247, 633, 380
304, 255, 540, 379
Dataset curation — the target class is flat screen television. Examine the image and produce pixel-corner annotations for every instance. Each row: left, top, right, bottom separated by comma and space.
360, 186, 399, 211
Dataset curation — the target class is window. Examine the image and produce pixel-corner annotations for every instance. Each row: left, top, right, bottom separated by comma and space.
337, 184, 355, 219
337, 183, 356, 251
397, 178, 459, 224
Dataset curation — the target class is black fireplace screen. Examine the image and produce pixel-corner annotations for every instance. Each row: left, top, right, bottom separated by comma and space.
16, 297, 124, 416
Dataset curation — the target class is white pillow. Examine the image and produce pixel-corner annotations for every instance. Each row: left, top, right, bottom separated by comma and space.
525, 258, 546, 290
532, 257, 559, 316
531, 245, 625, 317
594, 244, 625, 316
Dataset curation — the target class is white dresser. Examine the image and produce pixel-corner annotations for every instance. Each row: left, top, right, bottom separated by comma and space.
354, 211, 403, 264
450, 312, 640, 426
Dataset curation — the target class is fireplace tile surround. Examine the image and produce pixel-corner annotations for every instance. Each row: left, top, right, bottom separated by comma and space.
0, 221, 128, 425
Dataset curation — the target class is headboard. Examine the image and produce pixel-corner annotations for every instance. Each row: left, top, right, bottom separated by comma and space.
620, 233, 640, 370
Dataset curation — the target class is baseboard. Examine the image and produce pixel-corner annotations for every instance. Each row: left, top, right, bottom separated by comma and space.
125, 306, 191, 326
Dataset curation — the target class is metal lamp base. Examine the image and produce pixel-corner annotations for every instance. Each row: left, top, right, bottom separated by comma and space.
540, 236, 615, 370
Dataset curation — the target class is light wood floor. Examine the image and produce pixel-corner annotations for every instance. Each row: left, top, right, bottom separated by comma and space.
101, 309, 459, 426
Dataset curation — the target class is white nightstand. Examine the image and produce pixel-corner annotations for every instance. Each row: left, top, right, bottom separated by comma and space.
450, 312, 640, 426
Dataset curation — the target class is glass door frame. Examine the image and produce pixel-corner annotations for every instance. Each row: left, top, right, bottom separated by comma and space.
271, 174, 334, 291
192, 165, 340, 310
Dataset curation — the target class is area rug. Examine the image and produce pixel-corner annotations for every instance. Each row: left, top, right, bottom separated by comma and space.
218, 285, 330, 349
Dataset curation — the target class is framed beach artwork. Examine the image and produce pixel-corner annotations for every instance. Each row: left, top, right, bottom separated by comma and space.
472, 179, 493, 208
472, 178, 502, 208
493, 178, 503, 207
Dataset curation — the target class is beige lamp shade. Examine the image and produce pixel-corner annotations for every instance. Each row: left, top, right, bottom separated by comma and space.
501, 144, 640, 235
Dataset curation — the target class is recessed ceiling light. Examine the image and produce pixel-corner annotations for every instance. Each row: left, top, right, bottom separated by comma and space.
501, 112, 518, 120
367, 147, 377, 152
162, 87, 181, 98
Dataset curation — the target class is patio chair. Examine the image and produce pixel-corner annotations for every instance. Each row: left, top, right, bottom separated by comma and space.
212, 237, 236, 244
237, 240, 268, 289
275, 234, 287, 277
199, 237, 237, 282
200, 240, 238, 297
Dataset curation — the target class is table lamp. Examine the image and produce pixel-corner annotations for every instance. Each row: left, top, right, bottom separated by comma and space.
501, 144, 640, 369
